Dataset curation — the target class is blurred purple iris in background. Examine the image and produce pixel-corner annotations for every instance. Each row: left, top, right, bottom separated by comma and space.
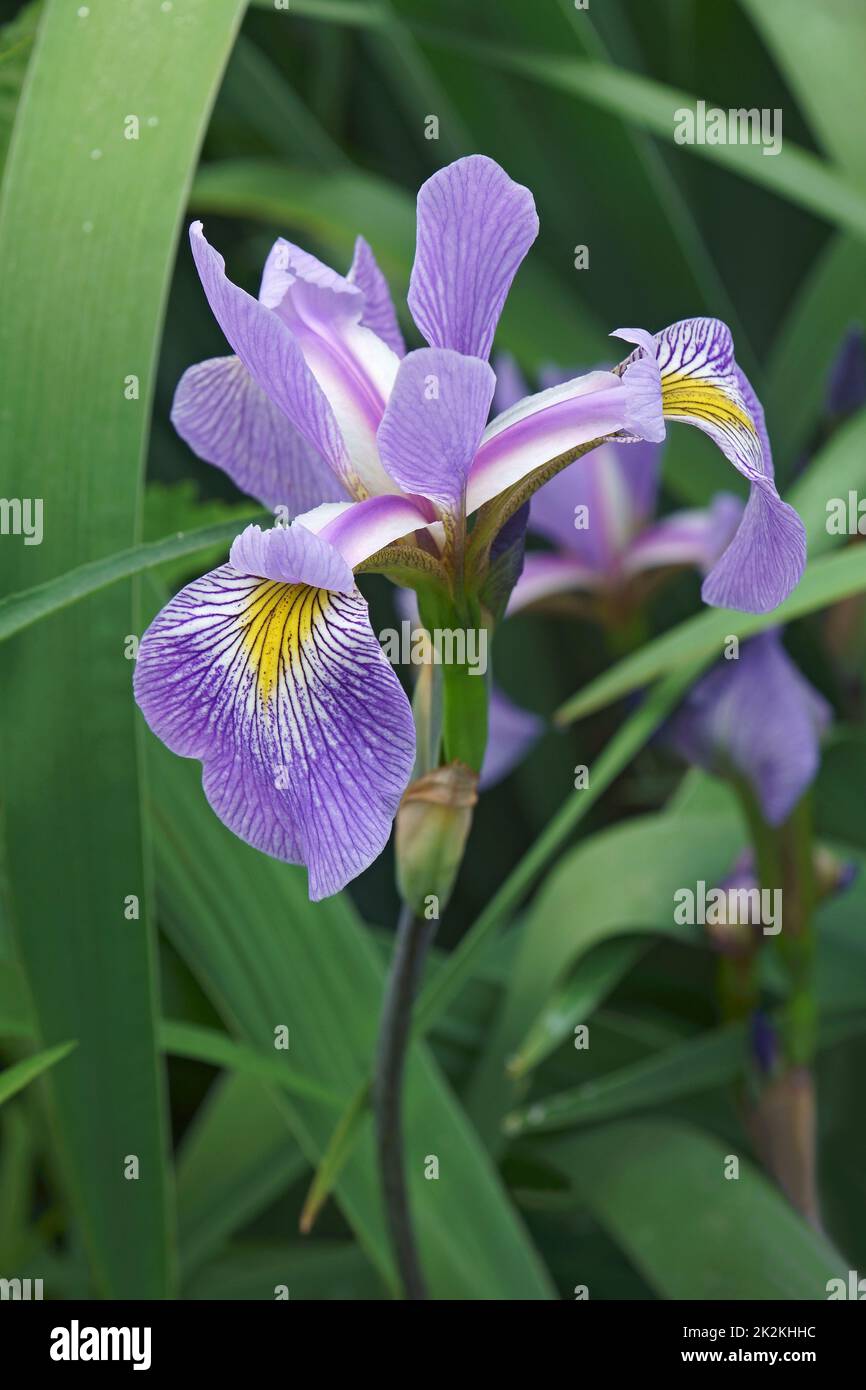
666, 630, 830, 826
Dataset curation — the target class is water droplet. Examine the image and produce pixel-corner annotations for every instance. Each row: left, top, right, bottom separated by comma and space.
90, 149, 102, 160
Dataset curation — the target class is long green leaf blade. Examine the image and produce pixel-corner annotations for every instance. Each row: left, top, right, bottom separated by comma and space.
0, 0, 247, 1297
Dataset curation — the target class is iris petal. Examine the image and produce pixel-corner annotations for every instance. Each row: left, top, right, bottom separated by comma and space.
171, 355, 346, 514
260, 237, 400, 496
348, 235, 406, 358
135, 562, 415, 899
377, 348, 496, 513
408, 155, 538, 360
613, 319, 806, 613
666, 631, 830, 826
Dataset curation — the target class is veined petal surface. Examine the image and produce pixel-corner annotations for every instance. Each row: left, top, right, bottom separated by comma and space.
171, 355, 346, 513
613, 319, 806, 613
134, 562, 414, 899
408, 155, 538, 360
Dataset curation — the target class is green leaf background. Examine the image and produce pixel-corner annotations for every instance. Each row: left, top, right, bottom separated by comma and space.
2, 0, 866, 1301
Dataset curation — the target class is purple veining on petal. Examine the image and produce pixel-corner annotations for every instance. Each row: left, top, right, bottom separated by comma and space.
409, 155, 538, 360
377, 348, 496, 512
666, 630, 831, 826
189, 223, 353, 489
171, 355, 347, 514
229, 522, 354, 593
614, 318, 806, 613
348, 235, 406, 358
134, 563, 415, 899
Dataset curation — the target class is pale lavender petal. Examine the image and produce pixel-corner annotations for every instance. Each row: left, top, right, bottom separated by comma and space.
666, 630, 831, 826
408, 155, 538, 360
701, 486, 806, 613
229, 522, 354, 593
189, 223, 353, 492
348, 235, 406, 358
614, 318, 806, 613
171, 355, 346, 513
506, 551, 604, 614
302, 492, 438, 568
256, 235, 400, 496
480, 687, 543, 789
377, 348, 495, 511
624, 492, 744, 577
134, 564, 415, 899
467, 369, 648, 515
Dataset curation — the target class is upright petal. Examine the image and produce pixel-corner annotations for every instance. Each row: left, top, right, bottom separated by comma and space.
189, 223, 354, 493
613, 319, 806, 613
408, 155, 539, 360
134, 547, 415, 899
377, 348, 496, 512
171, 355, 346, 513
260, 237, 400, 496
666, 630, 830, 826
348, 235, 406, 358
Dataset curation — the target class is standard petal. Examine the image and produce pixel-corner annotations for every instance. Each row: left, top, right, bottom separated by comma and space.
259, 236, 400, 496
666, 630, 830, 826
377, 348, 496, 511
189, 223, 354, 492
408, 155, 538, 360
134, 564, 415, 899
348, 235, 406, 357
467, 367, 654, 515
613, 318, 806, 613
171, 355, 346, 513
480, 687, 543, 789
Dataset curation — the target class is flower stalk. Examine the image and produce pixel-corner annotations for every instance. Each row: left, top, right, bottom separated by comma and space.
374, 903, 438, 1300
731, 785, 822, 1229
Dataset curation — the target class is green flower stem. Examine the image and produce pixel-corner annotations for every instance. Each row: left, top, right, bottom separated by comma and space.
374, 904, 438, 1300
776, 796, 818, 1067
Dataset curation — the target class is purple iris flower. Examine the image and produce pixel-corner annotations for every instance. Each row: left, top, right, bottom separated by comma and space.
494, 356, 746, 620
666, 631, 831, 826
135, 155, 806, 898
